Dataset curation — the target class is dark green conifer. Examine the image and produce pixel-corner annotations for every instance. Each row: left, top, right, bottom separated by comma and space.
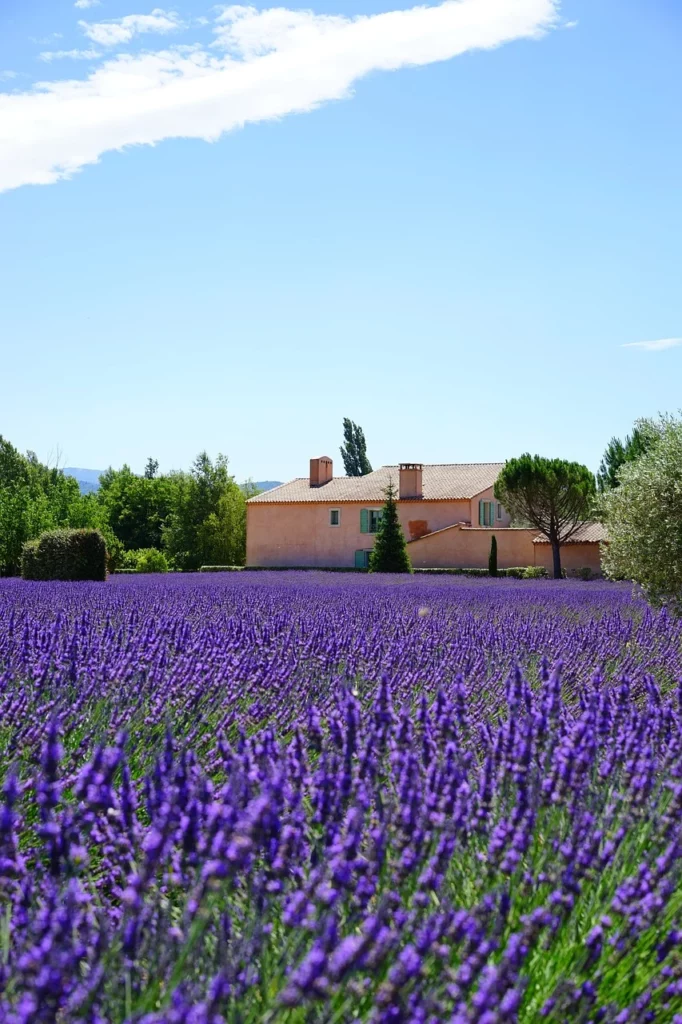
369, 479, 412, 573
489, 535, 498, 577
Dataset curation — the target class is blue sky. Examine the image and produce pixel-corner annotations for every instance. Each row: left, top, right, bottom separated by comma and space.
1, 0, 680, 483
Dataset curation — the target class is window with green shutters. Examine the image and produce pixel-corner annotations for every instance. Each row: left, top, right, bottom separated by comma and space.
478, 500, 495, 527
355, 549, 372, 568
360, 509, 382, 534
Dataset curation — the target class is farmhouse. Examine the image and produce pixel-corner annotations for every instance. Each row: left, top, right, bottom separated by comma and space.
246, 458, 606, 574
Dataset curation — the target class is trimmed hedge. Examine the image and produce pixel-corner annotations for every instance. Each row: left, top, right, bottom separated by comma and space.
200, 566, 246, 573
199, 565, 369, 574
197, 565, 551, 577
21, 529, 107, 582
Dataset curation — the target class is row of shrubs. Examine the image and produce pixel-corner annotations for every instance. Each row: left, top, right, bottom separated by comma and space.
198, 565, 551, 577
199, 565, 597, 580
416, 566, 549, 578
198, 565, 368, 574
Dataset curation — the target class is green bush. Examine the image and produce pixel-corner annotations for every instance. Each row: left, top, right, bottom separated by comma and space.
21, 529, 107, 581
118, 548, 169, 573
522, 566, 548, 579
131, 548, 169, 573
577, 566, 594, 581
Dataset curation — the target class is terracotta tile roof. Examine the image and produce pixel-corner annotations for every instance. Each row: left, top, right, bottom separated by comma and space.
533, 522, 608, 544
247, 464, 504, 504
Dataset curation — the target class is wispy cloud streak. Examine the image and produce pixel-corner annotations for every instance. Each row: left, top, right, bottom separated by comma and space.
0, 0, 559, 193
623, 338, 682, 352
80, 9, 184, 46
39, 49, 102, 62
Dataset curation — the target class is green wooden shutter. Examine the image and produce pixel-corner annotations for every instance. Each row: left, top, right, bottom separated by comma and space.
355, 550, 365, 568
360, 509, 369, 533
486, 502, 493, 527
479, 500, 484, 526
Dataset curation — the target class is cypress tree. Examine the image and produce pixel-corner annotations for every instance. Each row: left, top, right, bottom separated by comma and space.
369, 480, 412, 573
340, 418, 373, 477
488, 535, 498, 577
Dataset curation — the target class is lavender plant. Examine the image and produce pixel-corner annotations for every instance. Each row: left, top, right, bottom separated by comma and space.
0, 573, 681, 1023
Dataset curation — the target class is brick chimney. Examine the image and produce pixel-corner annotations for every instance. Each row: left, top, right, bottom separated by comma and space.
399, 463, 423, 499
310, 456, 333, 487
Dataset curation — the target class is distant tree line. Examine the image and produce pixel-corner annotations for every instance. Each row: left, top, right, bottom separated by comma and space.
0, 435, 256, 575
3, 413, 681, 602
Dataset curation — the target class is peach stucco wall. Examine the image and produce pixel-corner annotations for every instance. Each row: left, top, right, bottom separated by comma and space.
247, 500, 471, 568
246, 502, 603, 574
533, 543, 602, 575
408, 527, 603, 575
408, 527, 537, 570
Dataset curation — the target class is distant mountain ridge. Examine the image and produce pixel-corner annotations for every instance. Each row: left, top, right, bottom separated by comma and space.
63, 468, 104, 495
63, 468, 282, 496
249, 481, 282, 493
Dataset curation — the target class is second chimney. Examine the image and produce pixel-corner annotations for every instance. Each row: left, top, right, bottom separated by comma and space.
310, 456, 333, 487
399, 463, 423, 499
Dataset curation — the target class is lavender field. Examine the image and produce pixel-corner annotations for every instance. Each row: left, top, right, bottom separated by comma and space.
1, 573, 682, 1023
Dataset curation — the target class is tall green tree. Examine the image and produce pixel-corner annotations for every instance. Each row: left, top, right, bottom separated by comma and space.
369, 480, 412, 573
597, 423, 655, 492
97, 464, 173, 551
340, 418, 372, 477
601, 415, 682, 610
0, 435, 101, 575
494, 455, 596, 579
162, 453, 247, 570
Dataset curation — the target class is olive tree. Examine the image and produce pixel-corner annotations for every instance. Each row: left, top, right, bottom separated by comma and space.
494, 455, 596, 579
601, 415, 682, 611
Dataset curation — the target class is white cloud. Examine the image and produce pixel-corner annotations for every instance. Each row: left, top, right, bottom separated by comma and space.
75, 0, 102, 9
39, 49, 102, 62
623, 338, 682, 352
0, 70, 18, 81
0, 0, 559, 193
80, 8, 184, 46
